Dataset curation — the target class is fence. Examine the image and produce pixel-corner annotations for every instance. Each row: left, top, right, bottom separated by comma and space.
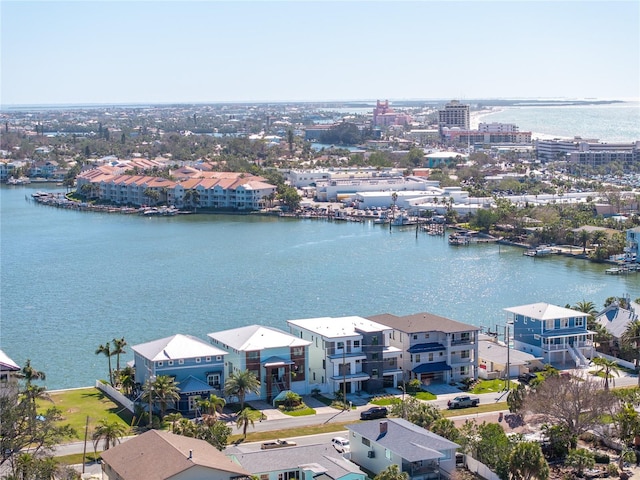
595, 352, 636, 371
463, 455, 500, 480
95, 380, 135, 414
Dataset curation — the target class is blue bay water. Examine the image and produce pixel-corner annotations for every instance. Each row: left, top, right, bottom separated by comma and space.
477, 102, 640, 143
1, 185, 639, 389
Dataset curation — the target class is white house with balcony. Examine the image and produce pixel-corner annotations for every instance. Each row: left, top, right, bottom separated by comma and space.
504, 302, 595, 368
369, 312, 480, 385
287, 316, 403, 395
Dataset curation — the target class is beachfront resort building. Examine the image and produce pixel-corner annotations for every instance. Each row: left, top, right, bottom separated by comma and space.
438, 100, 470, 131
535, 138, 640, 166
207, 325, 310, 403
373, 100, 412, 127
368, 312, 480, 386
76, 168, 276, 210
504, 303, 595, 368
287, 316, 403, 394
347, 418, 459, 480
131, 334, 228, 415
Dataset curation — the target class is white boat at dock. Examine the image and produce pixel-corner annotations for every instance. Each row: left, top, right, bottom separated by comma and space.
523, 246, 555, 257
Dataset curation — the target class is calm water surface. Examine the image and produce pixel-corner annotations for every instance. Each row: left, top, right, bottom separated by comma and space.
1, 186, 638, 389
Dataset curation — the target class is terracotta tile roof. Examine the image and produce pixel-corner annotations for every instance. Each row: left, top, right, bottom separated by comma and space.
100, 430, 249, 480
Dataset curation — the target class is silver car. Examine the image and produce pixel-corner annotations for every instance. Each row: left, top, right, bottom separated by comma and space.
331, 436, 350, 453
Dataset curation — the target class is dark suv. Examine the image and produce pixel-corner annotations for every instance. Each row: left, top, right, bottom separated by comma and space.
518, 373, 537, 384
360, 406, 388, 420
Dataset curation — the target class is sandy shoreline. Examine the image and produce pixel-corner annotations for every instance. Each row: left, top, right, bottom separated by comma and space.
470, 107, 571, 140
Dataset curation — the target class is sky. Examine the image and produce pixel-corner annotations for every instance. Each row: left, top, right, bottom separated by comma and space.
1, 0, 639, 106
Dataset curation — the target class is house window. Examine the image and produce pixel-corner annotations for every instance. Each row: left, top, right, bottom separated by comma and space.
372, 336, 379, 345
562, 318, 569, 328
157, 361, 163, 367
178, 359, 184, 365
362, 438, 371, 446
461, 332, 470, 342
425, 333, 430, 339
461, 350, 469, 359
416, 354, 421, 363
354, 340, 360, 348
546, 319, 554, 330
460, 366, 469, 375
385, 449, 392, 460
207, 374, 220, 387
205, 357, 211, 362
195, 358, 201, 363
216, 356, 222, 361
428, 353, 433, 362
188, 396, 199, 411
372, 369, 379, 378
372, 353, 379, 360
337, 341, 344, 350
247, 351, 259, 361
168, 360, 174, 366
413, 334, 418, 340
260, 475, 269, 480
576, 318, 584, 327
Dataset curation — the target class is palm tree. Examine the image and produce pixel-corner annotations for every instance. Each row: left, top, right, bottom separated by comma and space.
235, 407, 262, 439
224, 370, 261, 410
578, 229, 590, 254
623, 320, 640, 386
95, 342, 114, 386
92, 419, 128, 451
143, 375, 181, 420
592, 356, 620, 391
164, 412, 183, 433
111, 337, 127, 375
197, 395, 226, 424
21, 359, 46, 386
117, 366, 136, 397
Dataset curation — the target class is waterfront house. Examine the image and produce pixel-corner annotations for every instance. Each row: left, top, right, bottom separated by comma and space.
504, 303, 595, 368
100, 429, 250, 480
132, 334, 228, 414
0, 349, 20, 398
595, 300, 639, 355
626, 226, 640, 264
287, 316, 403, 395
207, 325, 310, 403
368, 312, 480, 386
347, 418, 459, 480
477, 334, 543, 380
227, 443, 366, 480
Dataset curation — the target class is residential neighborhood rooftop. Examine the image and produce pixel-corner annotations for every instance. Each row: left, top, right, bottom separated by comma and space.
132, 333, 227, 361
368, 312, 481, 334
208, 324, 310, 351
504, 302, 588, 320
287, 316, 392, 337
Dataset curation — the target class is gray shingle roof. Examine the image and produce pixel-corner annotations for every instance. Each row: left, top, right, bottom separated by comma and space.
347, 418, 459, 462
229, 443, 364, 479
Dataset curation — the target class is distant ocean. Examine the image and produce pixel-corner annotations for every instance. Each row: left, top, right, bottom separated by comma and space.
472, 101, 640, 143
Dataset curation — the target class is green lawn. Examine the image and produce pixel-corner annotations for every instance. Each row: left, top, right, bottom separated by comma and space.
412, 391, 437, 401
38, 388, 134, 442
370, 396, 401, 406
470, 379, 517, 394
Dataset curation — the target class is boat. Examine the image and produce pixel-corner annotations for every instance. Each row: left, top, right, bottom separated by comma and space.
449, 233, 470, 246
390, 213, 416, 227
7, 176, 31, 185
524, 246, 555, 257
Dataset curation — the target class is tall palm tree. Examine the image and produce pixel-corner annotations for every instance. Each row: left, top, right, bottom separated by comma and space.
622, 320, 640, 387
235, 408, 262, 439
21, 359, 46, 386
111, 337, 127, 374
118, 366, 136, 397
92, 418, 129, 451
143, 375, 181, 420
95, 342, 114, 386
224, 370, 261, 410
578, 229, 590, 254
592, 356, 620, 391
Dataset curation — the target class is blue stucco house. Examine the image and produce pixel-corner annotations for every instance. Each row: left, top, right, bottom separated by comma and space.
207, 325, 310, 404
505, 303, 595, 368
132, 334, 228, 414
625, 226, 640, 264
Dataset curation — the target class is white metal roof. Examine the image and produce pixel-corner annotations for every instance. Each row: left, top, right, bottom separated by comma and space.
132, 334, 227, 361
207, 325, 310, 351
288, 316, 392, 338
504, 302, 587, 320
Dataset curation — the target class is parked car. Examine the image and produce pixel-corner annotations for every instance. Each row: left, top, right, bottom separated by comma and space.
331, 436, 350, 453
518, 372, 537, 384
260, 439, 297, 450
447, 395, 480, 409
360, 406, 388, 420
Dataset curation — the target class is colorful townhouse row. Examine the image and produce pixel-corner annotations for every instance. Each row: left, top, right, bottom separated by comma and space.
129, 302, 595, 416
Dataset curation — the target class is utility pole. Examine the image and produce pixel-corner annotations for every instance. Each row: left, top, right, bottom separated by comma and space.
342, 346, 347, 410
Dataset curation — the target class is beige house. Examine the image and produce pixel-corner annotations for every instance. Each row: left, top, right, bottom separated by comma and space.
100, 430, 250, 480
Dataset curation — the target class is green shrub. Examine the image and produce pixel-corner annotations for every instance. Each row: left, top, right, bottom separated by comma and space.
594, 452, 610, 464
